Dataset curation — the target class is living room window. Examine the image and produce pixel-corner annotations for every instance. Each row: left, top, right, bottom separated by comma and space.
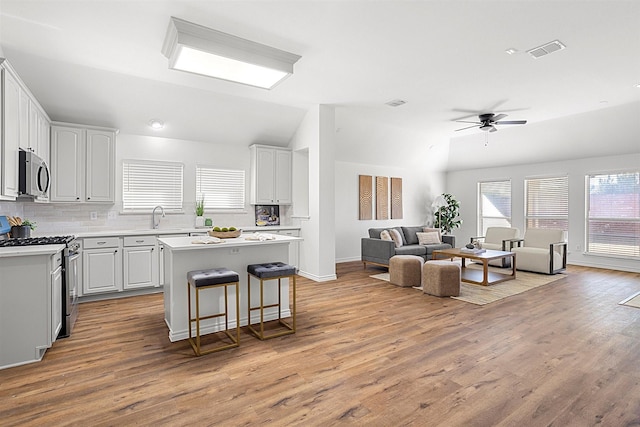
478, 180, 512, 235
195, 166, 245, 211
122, 160, 184, 211
586, 171, 640, 258
524, 175, 569, 231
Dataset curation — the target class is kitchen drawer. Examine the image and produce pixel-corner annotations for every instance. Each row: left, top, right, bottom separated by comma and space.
83, 236, 120, 249
124, 236, 157, 247
278, 229, 300, 237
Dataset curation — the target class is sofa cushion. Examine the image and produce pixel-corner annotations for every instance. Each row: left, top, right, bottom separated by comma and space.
368, 227, 387, 239
388, 228, 404, 248
395, 245, 427, 256
422, 227, 443, 242
417, 231, 441, 245
401, 226, 424, 245
380, 230, 392, 242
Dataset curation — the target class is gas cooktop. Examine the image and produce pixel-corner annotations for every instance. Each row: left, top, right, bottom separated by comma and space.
0, 235, 76, 247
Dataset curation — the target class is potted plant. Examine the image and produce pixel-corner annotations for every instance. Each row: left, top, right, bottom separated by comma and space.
433, 193, 462, 234
10, 218, 36, 238
195, 196, 205, 227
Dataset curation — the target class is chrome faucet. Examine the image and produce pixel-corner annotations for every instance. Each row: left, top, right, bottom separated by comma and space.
152, 205, 165, 229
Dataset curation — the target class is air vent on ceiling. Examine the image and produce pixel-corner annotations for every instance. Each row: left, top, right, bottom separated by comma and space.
386, 99, 407, 107
527, 40, 565, 59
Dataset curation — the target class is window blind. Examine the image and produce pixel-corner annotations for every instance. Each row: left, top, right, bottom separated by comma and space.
122, 160, 184, 211
478, 180, 512, 235
586, 172, 640, 258
195, 166, 245, 210
525, 175, 568, 231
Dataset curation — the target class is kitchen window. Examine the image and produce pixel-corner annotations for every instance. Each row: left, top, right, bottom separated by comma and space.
586, 171, 639, 258
195, 166, 245, 211
122, 160, 184, 211
524, 175, 569, 231
478, 180, 512, 235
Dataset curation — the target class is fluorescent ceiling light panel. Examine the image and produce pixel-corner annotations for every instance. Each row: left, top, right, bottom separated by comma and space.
162, 17, 301, 89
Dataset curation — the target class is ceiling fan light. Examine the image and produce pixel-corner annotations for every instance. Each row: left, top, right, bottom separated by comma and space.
479, 124, 494, 132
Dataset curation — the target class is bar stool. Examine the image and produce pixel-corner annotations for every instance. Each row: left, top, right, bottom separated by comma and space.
187, 268, 240, 356
247, 262, 297, 340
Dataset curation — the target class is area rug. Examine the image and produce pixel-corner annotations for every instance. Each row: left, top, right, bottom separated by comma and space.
619, 291, 640, 308
370, 267, 566, 306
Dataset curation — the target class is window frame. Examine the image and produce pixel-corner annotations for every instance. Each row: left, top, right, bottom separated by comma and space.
524, 175, 569, 232
122, 159, 184, 213
477, 179, 512, 236
195, 165, 246, 212
585, 170, 640, 259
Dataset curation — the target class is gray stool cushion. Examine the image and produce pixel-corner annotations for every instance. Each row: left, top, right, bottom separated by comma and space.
248, 262, 296, 279
188, 268, 239, 287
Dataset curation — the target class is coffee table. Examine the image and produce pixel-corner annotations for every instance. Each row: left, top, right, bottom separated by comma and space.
431, 248, 516, 286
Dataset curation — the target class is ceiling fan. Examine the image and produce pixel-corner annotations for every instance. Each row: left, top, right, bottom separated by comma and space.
455, 113, 527, 133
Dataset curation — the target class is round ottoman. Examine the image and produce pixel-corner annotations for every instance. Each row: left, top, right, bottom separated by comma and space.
389, 255, 424, 287
422, 261, 461, 297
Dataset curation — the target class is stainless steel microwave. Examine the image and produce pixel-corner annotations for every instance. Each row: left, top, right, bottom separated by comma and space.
19, 149, 50, 199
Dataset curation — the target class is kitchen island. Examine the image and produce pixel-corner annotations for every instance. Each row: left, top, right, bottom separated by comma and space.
158, 234, 302, 342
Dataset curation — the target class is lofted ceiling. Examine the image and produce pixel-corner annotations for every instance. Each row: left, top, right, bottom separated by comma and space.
1, 1, 639, 171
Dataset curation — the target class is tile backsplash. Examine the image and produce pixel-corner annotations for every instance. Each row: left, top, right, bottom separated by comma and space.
1, 201, 291, 236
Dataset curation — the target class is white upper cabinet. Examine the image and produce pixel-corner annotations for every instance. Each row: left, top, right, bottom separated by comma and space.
1, 66, 20, 199
1, 59, 51, 201
250, 144, 292, 205
50, 123, 116, 203
86, 130, 115, 202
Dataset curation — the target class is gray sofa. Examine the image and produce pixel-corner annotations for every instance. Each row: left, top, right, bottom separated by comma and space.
361, 226, 455, 268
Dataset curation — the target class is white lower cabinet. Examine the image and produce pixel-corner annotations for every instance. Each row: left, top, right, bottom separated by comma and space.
82, 237, 122, 295
123, 236, 158, 290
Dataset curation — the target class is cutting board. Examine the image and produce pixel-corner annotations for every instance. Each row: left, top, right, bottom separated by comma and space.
0, 215, 11, 235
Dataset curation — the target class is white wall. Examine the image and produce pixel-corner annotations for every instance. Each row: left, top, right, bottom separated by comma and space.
334, 161, 446, 263
290, 105, 337, 281
447, 153, 640, 273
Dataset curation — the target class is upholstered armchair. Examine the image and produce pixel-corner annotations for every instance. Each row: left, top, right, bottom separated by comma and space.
470, 227, 520, 267
510, 228, 567, 274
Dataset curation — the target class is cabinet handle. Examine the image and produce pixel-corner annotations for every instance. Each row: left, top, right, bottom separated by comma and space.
114, 250, 118, 253
76, 197, 80, 200
136, 240, 144, 243
87, 197, 91, 200
97, 241, 106, 245
151, 248, 155, 251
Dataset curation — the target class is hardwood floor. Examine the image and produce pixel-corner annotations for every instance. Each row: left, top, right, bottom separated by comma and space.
1, 263, 639, 426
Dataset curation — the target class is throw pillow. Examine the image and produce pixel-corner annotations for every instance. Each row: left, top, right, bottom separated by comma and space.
388, 228, 404, 248
422, 227, 442, 242
417, 231, 441, 245
380, 230, 392, 241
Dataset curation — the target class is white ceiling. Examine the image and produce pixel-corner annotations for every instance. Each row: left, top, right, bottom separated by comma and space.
1, 1, 639, 171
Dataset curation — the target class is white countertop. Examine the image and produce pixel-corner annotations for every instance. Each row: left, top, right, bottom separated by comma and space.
68, 225, 300, 238
158, 233, 301, 251
0, 244, 65, 258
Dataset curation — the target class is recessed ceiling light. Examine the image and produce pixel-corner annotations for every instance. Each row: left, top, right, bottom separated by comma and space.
635, 83, 640, 88
386, 99, 407, 107
505, 48, 518, 55
149, 119, 165, 130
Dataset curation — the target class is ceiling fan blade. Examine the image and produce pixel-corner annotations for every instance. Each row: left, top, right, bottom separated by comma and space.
455, 120, 481, 124
495, 120, 527, 125
489, 125, 497, 132
492, 113, 508, 121
455, 124, 480, 132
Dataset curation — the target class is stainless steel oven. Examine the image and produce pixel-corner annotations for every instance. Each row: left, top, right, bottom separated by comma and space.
60, 240, 80, 338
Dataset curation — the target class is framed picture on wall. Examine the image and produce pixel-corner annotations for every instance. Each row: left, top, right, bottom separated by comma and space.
255, 205, 280, 226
